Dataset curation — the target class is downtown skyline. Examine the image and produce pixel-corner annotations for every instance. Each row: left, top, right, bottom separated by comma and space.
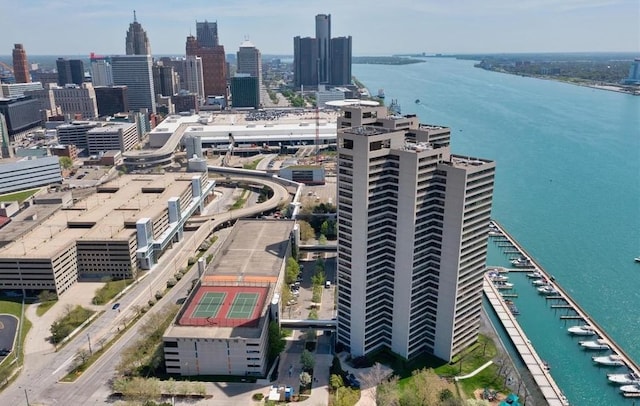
0, 0, 639, 56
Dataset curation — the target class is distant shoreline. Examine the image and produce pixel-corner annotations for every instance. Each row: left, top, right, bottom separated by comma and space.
475, 66, 639, 96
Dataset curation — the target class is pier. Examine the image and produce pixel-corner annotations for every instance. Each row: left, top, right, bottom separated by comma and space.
484, 277, 569, 406
489, 220, 640, 384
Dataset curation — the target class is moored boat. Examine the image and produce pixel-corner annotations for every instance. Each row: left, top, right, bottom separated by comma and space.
537, 285, 558, 295
488, 271, 509, 282
608, 372, 640, 385
526, 271, 543, 279
494, 281, 514, 289
593, 354, 625, 366
619, 383, 640, 393
568, 325, 596, 336
532, 279, 547, 286
579, 338, 610, 350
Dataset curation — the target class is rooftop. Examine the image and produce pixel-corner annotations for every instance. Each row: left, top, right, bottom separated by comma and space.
0, 173, 202, 259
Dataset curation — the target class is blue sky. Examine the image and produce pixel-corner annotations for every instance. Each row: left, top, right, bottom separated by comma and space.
1, 0, 638, 56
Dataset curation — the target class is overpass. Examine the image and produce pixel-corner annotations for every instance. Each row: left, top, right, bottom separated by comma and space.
280, 319, 337, 330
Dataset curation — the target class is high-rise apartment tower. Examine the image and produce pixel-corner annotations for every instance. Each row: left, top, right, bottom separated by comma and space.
336, 105, 495, 362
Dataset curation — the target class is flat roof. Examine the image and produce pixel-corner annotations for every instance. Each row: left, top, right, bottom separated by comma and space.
203, 219, 293, 281
166, 219, 293, 339
0, 173, 201, 259
326, 99, 380, 107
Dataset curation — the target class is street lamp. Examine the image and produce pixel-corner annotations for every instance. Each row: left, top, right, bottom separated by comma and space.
87, 333, 93, 355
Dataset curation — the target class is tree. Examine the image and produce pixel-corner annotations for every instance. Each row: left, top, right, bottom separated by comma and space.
298, 220, 315, 242
73, 348, 91, 370
330, 374, 344, 390
285, 257, 300, 284
38, 290, 57, 303
59, 156, 73, 170
318, 234, 328, 245
300, 349, 315, 371
268, 321, 285, 362
376, 376, 400, 406
400, 368, 453, 406
299, 371, 312, 387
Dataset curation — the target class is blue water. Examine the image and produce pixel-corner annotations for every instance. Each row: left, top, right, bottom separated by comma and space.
354, 58, 640, 405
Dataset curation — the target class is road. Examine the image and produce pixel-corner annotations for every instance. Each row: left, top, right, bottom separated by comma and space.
1, 176, 291, 405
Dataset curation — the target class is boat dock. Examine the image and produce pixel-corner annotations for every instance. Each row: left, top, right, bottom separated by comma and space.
489, 220, 640, 385
484, 277, 569, 406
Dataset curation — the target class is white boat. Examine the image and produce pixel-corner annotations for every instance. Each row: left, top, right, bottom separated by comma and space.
568, 325, 596, 336
608, 372, 640, 385
532, 279, 547, 286
579, 339, 610, 350
488, 272, 509, 282
494, 281, 514, 289
634, 257, 640, 263
526, 271, 543, 279
537, 285, 558, 295
593, 354, 625, 366
620, 383, 640, 393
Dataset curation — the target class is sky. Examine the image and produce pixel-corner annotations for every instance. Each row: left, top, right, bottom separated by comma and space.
0, 0, 638, 57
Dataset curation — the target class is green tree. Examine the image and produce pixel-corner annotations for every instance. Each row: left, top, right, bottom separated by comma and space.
59, 156, 73, 170
38, 290, 57, 303
318, 234, 327, 245
285, 257, 300, 284
268, 321, 286, 362
311, 271, 325, 287
300, 349, 315, 371
330, 374, 344, 390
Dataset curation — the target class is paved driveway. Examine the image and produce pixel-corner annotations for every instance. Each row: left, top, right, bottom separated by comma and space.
0, 314, 19, 358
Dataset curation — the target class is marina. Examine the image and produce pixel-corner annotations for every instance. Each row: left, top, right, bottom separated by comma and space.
487, 220, 640, 401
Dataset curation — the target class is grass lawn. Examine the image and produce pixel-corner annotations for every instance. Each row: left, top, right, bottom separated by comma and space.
93, 279, 134, 305
0, 188, 40, 203
36, 300, 57, 316
243, 158, 263, 170
376, 334, 506, 399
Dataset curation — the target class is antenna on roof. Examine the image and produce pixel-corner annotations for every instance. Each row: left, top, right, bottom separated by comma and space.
133, 10, 137, 22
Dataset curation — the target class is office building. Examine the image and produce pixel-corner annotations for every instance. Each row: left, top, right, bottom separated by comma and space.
183, 56, 204, 102
336, 105, 495, 362
330, 37, 352, 86
24, 84, 60, 121
30, 71, 58, 87
163, 220, 293, 377
196, 20, 219, 47
51, 83, 98, 119
111, 55, 156, 114
172, 92, 198, 113
12, 44, 30, 84
0, 96, 41, 135
57, 121, 99, 151
231, 75, 259, 108
315, 14, 331, 84
159, 57, 185, 90
153, 65, 178, 97
236, 40, 262, 93
1, 82, 44, 98
187, 26, 227, 100
94, 86, 128, 117
0, 172, 215, 295
86, 122, 138, 154
125, 11, 151, 55
56, 58, 85, 86
293, 37, 318, 87
90, 55, 113, 86
0, 155, 62, 195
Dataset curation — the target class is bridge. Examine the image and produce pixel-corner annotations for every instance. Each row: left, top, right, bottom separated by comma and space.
280, 319, 337, 330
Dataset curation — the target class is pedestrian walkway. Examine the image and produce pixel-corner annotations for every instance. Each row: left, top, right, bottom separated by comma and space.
454, 360, 493, 381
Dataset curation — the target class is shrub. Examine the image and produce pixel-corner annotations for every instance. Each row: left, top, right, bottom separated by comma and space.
252, 393, 264, 401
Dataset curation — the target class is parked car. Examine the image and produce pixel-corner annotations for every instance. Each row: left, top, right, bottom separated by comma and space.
112, 302, 120, 310
346, 373, 361, 389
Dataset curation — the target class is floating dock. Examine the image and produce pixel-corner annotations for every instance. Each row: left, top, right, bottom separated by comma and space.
489, 220, 640, 387
484, 277, 569, 406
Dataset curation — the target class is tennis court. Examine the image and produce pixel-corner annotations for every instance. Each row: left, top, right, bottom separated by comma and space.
227, 293, 259, 319
192, 292, 226, 319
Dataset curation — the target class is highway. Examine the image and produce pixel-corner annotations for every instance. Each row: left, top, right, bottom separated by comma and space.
1, 175, 291, 405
